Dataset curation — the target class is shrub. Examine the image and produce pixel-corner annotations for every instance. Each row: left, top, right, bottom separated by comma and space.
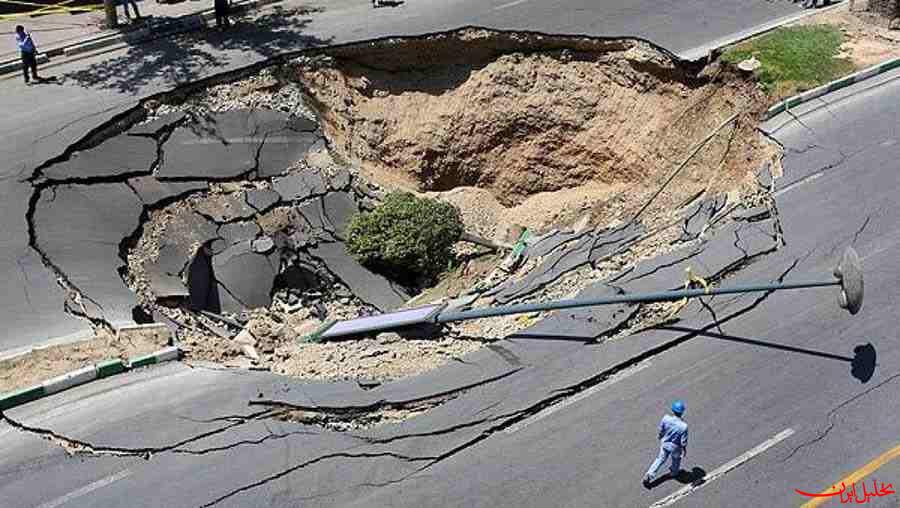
346, 192, 464, 284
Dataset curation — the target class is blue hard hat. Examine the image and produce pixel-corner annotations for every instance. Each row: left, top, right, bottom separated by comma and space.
671, 400, 686, 415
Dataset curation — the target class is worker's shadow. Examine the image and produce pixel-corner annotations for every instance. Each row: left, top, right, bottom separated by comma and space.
658, 326, 877, 384
645, 467, 707, 489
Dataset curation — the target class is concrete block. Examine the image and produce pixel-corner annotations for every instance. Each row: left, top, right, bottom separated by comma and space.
42, 365, 97, 395
116, 322, 173, 346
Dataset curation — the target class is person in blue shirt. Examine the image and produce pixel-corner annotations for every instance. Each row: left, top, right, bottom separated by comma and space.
15, 25, 42, 85
643, 400, 688, 488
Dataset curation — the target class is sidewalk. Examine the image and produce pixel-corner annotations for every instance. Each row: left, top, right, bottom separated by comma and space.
1, 0, 215, 60
0, 0, 284, 76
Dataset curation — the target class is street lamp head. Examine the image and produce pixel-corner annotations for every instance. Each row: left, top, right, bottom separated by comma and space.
834, 246, 864, 315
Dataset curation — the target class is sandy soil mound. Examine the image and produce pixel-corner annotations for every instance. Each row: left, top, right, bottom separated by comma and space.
294, 32, 772, 218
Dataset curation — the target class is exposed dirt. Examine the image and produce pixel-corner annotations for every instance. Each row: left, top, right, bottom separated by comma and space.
292, 31, 774, 241
797, 3, 900, 67
109, 31, 781, 387
0, 330, 167, 394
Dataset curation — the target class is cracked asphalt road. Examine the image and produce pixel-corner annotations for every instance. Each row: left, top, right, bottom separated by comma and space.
2, 61, 899, 508
0, 0, 802, 349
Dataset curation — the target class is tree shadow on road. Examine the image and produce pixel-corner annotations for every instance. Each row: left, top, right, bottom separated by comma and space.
61, 6, 332, 94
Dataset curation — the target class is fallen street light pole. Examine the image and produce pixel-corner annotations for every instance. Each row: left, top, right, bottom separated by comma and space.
436, 247, 864, 323
303, 247, 863, 342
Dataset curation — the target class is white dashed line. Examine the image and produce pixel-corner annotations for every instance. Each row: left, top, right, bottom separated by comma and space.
504, 362, 651, 434
36, 469, 132, 508
493, 0, 529, 10
649, 428, 795, 508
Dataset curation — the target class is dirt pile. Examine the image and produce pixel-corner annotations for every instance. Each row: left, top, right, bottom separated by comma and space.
292, 31, 772, 232
0, 329, 167, 394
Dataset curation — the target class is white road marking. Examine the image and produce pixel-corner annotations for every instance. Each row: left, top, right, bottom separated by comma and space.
504, 363, 651, 434
649, 428, 795, 508
493, 0, 528, 10
35, 469, 132, 508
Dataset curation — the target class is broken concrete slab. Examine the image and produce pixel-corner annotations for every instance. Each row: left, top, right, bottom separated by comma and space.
218, 221, 261, 246
146, 244, 190, 297
679, 194, 727, 242
213, 240, 254, 268
526, 230, 590, 259
309, 242, 409, 311
32, 183, 144, 325
273, 169, 328, 201
155, 211, 221, 279
195, 192, 258, 223
321, 191, 358, 239
246, 189, 281, 212
587, 222, 645, 263
157, 110, 261, 180
214, 250, 280, 313
493, 234, 594, 304
42, 134, 158, 181
616, 243, 707, 294
128, 111, 188, 137
510, 282, 634, 341
158, 109, 322, 180
689, 219, 779, 278
493, 223, 643, 305
327, 167, 352, 190
128, 176, 207, 206
731, 205, 771, 223
294, 197, 332, 237
252, 236, 275, 253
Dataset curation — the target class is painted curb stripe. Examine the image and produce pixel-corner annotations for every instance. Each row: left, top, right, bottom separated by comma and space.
96, 359, 126, 378
764, 57, 900, 120
153, 346, 181, 363
0, 347, 181, 411
0, 385, 45, 411
42, 365, 97, 396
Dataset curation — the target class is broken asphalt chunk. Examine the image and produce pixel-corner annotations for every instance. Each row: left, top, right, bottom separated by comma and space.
246, 189, 281, 211
273, 169, 328, 201
308, 242, 409, 311
128, 176, 207, 206
42, 134, 157, 181
128, 111, 188, 137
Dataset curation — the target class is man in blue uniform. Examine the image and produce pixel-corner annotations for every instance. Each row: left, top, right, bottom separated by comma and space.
643, 400, 688, 488
15, 25, 42, 85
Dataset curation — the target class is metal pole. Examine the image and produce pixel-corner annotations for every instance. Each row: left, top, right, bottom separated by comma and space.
435, 279, 840, 324
104, 0, 118, 29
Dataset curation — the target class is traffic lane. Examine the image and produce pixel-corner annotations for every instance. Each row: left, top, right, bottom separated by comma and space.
346, 217, 900, 508
763, 69, 900, 194
468, 0, 801, 56
0, 363, 298, 449
0, 0, 807, 347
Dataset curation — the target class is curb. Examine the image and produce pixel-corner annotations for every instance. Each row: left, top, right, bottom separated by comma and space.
0, 0, 280, 77
679, 1, 846, 62
761, 56, 900, 120
0, 346, 182, 411
0, 53, 48, 76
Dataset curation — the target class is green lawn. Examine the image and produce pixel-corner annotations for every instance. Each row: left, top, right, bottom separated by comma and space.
722, 25, 856, 97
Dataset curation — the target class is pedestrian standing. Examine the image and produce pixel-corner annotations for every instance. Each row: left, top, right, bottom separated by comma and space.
120, 0, 141, 21
214, 0, 231, 28
14, 25, 41, 85
643, 400, 688, 488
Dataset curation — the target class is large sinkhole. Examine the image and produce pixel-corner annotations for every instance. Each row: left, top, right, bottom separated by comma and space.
30, 29, 777, 385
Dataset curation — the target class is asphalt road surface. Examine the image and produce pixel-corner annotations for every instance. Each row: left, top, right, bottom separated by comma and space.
2, 66, 900, 507
0, 0, 807, 352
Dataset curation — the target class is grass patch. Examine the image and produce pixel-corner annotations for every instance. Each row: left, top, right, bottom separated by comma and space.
722, 25, 855, 97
